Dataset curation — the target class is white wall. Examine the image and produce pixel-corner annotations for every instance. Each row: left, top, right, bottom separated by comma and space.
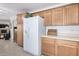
46, 25, 79, 37
13, 16, 17, 27
10, 16, 15, 42
10, 16, 17, 42
0, 19, 10, 25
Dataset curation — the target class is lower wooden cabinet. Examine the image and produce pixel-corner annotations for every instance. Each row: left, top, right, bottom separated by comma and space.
42, 37, 55, 56
32, 9, 52, 26
77, 43, 79, 55
56, 40, 78, 56
56, 45, 77, 56
42, 37, 79, 56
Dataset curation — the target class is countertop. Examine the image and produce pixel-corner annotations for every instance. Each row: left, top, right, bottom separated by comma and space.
42, 35, 79, 42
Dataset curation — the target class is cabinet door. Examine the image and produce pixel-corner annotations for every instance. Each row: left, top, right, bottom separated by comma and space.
52, 7, 64, 25
17, 13, 26, 24
42, 37, 55, 56
56, 40, 77, 56
33, 12, 45, 19
64, 4, 79, 25
33, 10, 52, 26
56, 45, 77, 56
32, 12, 40, 16
17, 24, 23, 47
17, 14, 23, 24
77, 42, 79, 56
43, 9, 52, 26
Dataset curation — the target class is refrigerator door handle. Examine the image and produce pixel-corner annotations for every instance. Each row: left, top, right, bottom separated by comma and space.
25, 29, 30, 38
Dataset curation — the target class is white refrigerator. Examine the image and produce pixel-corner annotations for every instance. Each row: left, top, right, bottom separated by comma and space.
23, 16, 45, 56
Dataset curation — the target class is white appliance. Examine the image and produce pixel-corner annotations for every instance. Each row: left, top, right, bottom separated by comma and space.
23, 16, 45, 56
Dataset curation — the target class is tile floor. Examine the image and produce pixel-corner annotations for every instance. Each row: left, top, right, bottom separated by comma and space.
0, 39, 32, 56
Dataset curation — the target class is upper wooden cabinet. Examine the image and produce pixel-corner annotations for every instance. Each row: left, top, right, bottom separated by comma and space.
43, 10, 52, 26
52, 4, 79, 25
17, 14, 23, 24
33, 10, 52, 26
63, 4, 79, 25
32, 12, 40, 16
33, 12, 44, 17
52, 7, 64, 25
33, 4, 79, 25
16, 13, 26, 24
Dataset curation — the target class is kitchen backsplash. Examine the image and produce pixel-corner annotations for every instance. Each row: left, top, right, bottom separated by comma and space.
46, 25, 79, 37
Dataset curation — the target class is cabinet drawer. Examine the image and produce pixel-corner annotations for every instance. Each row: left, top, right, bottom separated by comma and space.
56, 39, 77, 47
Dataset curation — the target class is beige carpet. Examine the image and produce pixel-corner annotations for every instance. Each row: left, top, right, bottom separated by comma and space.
0, 39, 32, 56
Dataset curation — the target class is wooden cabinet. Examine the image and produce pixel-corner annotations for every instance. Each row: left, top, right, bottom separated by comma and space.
17, 13, 26, 24
77, 43, 79, 55
42, 37, 78, 56
33, 4, 79, 25
17, 24, 23, 47
33, 12, 44, 17
51, 4, 79, 25
42, 37, 55, 56
16, 13, 26, 47
33, 10, 52, 26
33, 12, 40, 16
43, 10, 52, 26
16, 14, 23, 24
52, 7, 64, 25
63, 4, 79, 25
56, 40, 78, 56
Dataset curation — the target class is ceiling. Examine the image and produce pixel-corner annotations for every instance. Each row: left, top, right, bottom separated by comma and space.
0, 3, 69, 19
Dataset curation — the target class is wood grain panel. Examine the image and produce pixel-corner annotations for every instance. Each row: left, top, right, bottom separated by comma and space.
56, 45, 77, 56
52, 7, 64, 25
33, 10, 52, 26
64, 4, 79, 25
56, 39, 78, 56
43, 9, 52, 26
17, 24, 23, 47
42, 37, 55, 56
